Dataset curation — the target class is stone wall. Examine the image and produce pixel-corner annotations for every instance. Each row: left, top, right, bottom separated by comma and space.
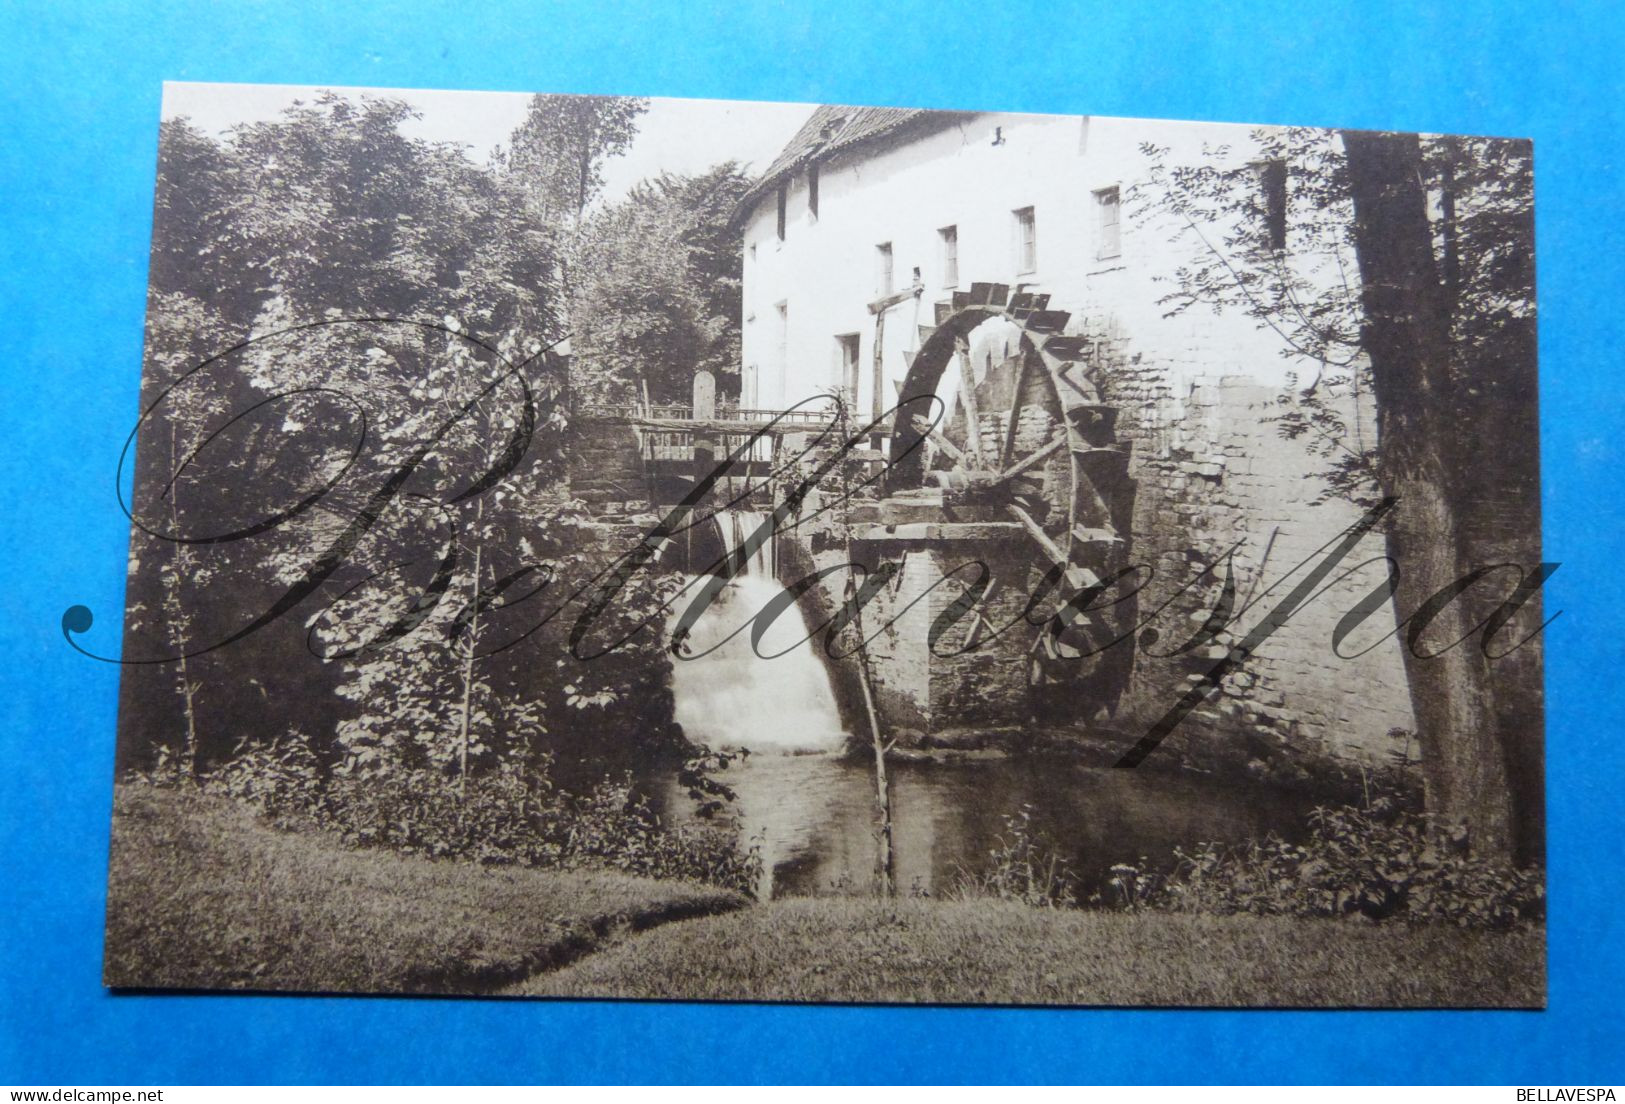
853, 539, 1038, 743
566, 416, 648, 511
1078, 314, 1419, 781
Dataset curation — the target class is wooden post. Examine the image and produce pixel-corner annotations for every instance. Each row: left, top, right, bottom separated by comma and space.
870, 311, 888, 450
691, 370, 716, 419
691, 370, 719, 488
954, 336, 986, 467
852, 620, 895, 898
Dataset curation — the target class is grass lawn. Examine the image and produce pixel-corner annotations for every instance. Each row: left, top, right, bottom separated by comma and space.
512, 896, 1545, 1007
104, 782, 1544, 1007
104, 782, 747, 995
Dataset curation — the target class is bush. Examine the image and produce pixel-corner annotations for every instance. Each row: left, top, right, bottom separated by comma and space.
1109, 797, 1544, 930
950, 804, 1078, 908
199, 731, 327, 822
184, 734, 761, 895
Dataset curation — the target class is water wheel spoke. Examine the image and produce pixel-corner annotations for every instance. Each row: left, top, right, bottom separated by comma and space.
953, 336, 987, 468
997, 352, 1034, 471
909, 413, 967, 467
997, 429, 1067, 484
1004, 502, 1067, 568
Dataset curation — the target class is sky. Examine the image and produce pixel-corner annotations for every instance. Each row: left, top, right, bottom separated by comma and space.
161, 82, 814, 207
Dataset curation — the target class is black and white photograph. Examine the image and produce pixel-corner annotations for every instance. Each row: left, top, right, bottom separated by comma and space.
100, 82, 1546, 1007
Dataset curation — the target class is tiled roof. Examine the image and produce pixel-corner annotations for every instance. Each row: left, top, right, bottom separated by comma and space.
735, 104, 968, 220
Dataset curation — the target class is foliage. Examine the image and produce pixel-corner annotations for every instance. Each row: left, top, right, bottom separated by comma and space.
556, 773, 762, 891
676, 748, 745, 818
127, 93, 573, 779
125, 88, 764, 903
1129, 126, 1542, 866
949, 803, 1078, 908
200, 730, 328, 819
1103, 797, 1544, 930
569, 164, 753, 403
158, 97, 559, 337
1129, 128, 1536, 510
185, 736, 760, 894
130, 92, 699, 791
504, 94, 649, 228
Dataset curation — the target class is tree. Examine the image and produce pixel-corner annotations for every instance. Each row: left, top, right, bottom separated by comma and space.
505, 95, 649, 228
1132, 128, 1540, 862
569, 164, 752, 403
123, 291, 240, 778
1341, 130, 1516, 860
121, 92, 567, 777
503, 93, 649, 312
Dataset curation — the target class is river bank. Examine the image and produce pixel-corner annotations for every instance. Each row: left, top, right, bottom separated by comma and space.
103, 784, 748, 994
105, 784, 1542, 1006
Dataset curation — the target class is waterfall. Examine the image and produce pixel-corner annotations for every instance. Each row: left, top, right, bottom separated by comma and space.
670, 509, 846, 755
668, 507, 848, 899
722, 508, 773, 580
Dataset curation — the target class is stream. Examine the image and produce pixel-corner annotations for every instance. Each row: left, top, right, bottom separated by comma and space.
659, 509, 1317, 900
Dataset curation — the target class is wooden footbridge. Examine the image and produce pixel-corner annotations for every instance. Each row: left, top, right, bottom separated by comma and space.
567, 392, 845, 509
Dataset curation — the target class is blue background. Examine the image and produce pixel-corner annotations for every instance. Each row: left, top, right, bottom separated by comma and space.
2, 0, 1621, 1085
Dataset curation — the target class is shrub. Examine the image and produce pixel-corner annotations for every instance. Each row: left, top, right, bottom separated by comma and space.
950, 804, 1078, 908
1116, 797, 1544, 930
1102, 859, 1161, 911
184, 735, 761, 894
201, 731, 327, 822
549, 772, 762, 892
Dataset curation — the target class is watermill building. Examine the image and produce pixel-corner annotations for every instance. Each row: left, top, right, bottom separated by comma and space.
730, 106, 1419, 777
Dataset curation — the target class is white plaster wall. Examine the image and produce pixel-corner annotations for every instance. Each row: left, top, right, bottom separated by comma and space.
738, 111, 1317, 417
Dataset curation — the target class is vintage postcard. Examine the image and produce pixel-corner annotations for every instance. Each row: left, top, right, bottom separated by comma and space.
99, 82, 1545, 1005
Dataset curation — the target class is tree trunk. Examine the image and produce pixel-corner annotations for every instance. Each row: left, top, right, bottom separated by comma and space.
835, 401, 895, 895
167, 423, 201, 781
855, 633, 895, 898
456, 496, 485, 798
1342, 130, 1516, 860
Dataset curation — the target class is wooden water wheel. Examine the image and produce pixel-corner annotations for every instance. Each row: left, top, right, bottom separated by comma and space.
884, 282, 1138, 713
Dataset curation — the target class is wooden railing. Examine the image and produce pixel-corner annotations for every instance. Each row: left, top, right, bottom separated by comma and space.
577, 400, 841, 426
578, 400, 837, 465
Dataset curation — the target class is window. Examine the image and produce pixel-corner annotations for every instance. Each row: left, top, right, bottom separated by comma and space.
835, 333, 861, 399
938, 225, 959, 287
1013, 207, 1037, 274
1094, 188, 1120, 260
808, 163, 819, 220
876, 242, 894, 295
1258, 158, 1287, 252
742, 363, 758, 408
776, 184, 787, 241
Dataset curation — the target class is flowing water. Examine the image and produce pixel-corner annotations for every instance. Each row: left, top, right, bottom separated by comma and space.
663, 508, 1317, 900
671, 509, 847, 756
